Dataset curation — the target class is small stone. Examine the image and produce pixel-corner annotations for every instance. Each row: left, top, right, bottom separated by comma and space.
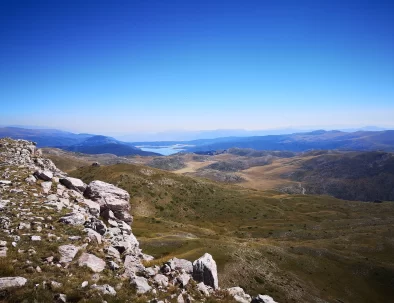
227, 287, 252, 303
25, 175, 36, 184
31, 235, 41, 241
251, 295, 278, 303
55, 293, 67, 303
177, 273, 191, 287
51, 281, 62, 289
196, 282, 210, 296
41, 181, 52, 194
177, 294, 185, 303
108, 261, 120, 270
91, 284, 116, 296
81, 281, 88, 288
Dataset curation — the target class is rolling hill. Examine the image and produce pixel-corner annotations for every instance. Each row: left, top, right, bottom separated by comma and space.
0, 127, 159, 156
69, 163, 394, 303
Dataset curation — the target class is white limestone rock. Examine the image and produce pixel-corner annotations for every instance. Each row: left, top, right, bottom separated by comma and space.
153, 274, 169, 287
41, 181, 52, 194
59, 212, 86, 225
91, 284, 117, 296
59, 244, 80, 263
0, 277, 27, 290
227, 287, 252, 303
251, 295, 278, 303
192, 253, 219, 289
84, 180, 132, 222
60, 177, 87, 193
78, 253, 106, 272
130, 276, 151, 294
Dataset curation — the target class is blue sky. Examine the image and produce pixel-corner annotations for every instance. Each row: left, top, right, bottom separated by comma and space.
1, 0, 393, 135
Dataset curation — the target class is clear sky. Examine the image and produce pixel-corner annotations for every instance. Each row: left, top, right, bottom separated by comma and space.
1, 0, 393, 134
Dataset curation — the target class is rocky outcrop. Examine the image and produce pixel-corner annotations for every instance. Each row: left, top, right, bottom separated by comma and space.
84, 180, 132, 223
0, 138, 277, 302
192, 253, 219, 289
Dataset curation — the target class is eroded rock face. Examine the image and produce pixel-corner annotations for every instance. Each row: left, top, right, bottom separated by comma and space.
0, 277, 27, 290
192, 253, 219, 289
84, 180, 132, 222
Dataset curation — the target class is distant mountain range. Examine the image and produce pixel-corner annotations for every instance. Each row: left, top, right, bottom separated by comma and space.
115, 126, 388, 141
1, 127, 394, 156
0, 127, 159, 156
135, 129, 394, 153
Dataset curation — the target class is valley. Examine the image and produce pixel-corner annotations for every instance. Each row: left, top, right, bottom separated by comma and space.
69, 163, 394, 303
4, 129, 394, 302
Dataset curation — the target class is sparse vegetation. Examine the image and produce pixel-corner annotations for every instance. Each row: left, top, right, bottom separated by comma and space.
70, 162, 394, 303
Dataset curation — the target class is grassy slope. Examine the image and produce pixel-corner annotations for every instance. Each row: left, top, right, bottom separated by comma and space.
69, 163, 394, 303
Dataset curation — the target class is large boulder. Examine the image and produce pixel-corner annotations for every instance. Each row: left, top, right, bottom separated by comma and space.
78, 253, 106, 272
192, 253, 218, 289
60, 177, 87, 193
0, 277, 27, 290
34, 170, 53, 181
84, 180, 132, 223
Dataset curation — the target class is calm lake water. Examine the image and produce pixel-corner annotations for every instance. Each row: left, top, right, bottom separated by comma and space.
139, 146, 185, 156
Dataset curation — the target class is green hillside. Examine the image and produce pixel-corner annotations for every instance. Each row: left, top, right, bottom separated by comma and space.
70, 164, 394, 303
